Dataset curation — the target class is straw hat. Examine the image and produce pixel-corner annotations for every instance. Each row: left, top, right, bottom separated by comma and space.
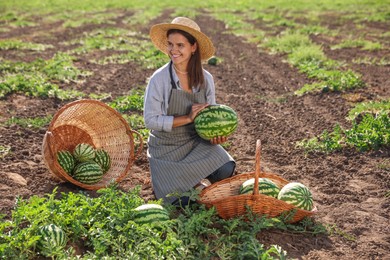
150, 17, 215, 61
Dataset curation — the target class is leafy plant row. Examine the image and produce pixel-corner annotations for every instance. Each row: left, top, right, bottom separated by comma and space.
296, 112, 389, 153
0, 185, 327, 259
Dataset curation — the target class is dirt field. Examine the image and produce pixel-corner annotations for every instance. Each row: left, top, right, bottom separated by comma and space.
0, 10, 389, 259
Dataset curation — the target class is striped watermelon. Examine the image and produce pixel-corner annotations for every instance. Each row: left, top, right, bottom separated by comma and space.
57, 150, 75, 175
278, 182, 314, 211
133, 204, 170, 225
73, 143, 95, 162
94, 149, 111, 173
73, 161, 103, 184
38, 224, 67, 252
194, 104, 238, 140
239, 178, 280, 198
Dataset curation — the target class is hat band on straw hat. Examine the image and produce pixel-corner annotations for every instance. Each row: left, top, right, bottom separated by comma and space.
150, 17, 215, 61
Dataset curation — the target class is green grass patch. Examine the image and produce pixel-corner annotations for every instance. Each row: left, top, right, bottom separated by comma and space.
344, 113, 390, 152
262, 31, 313, 54
122, 114, 149, 144
0, 52, 90, 82
0, 12, 36, 27
0, 145, 11, 159
62, 11, 118, 28
109, 89, 144, 113
352, 56, 390, 66
0, 39, 52, 51
296, 113, 390, 153
0, 53, 91, 99
262, 29, 365, 95
331, 38, 382, 51
2, 115, 53, 129
347, 100, 390, 121
67, 27, 168, 68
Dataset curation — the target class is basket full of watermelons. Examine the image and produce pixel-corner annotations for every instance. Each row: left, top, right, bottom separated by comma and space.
42, 99, 143, 190
198, 140, 317, 223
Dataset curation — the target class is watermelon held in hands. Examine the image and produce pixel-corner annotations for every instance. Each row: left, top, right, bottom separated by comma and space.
38, 224, 67, 255
133, 204, 170, 225
194, 104, 238, 140
57, 150, 76, 175
278, 182, 314, 211
72, 161, 103, 184
239, 178, 280, 198
73, 143, 95, 162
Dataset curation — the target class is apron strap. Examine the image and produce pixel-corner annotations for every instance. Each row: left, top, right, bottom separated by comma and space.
169, 61, 177, 90
168, 60, 177, 104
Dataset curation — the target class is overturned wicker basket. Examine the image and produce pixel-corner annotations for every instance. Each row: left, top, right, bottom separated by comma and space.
42, 99, 143, 190
199, 140, 317, 223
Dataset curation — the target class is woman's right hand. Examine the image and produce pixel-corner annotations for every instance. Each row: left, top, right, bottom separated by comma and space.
188, 103, 209, 122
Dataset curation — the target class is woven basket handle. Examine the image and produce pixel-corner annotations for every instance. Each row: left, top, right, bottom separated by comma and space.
44, 131, 57, 157
129, 129, 144, 159
253, 139, 261, 196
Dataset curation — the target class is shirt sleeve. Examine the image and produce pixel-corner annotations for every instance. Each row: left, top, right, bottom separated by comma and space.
204, 71, 216, 105
143, 75, 174, 132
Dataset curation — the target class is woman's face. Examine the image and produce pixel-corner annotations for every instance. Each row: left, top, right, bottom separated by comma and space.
167, 32, 197, 66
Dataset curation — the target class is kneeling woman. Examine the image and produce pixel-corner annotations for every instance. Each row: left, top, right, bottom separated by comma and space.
143, 17, 235, 205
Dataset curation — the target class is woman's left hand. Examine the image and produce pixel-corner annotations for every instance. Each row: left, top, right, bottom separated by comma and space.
210, 136, 227, 145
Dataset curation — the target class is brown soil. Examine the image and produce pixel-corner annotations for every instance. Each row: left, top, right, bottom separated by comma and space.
0, 10, 389, 260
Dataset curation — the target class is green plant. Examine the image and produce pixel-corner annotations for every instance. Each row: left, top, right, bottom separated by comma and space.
352, 56, 390, 66
0, 145, 11, 158
325, 224, 356, 241
297, 113, 389, 153
331, 38, 382, 51
262, 31, 312, 54
296, 124, 344, 153
0, 39, 52, 51
345, 113, 389, 151
3, 115, 52, 129
347, 100, 390, 121
109, 90, 144, 112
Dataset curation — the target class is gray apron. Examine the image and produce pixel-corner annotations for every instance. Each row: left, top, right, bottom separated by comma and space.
148, 62, 234, 203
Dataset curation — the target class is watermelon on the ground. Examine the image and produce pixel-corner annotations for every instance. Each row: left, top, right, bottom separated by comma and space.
133, 204, 170, 225
239, 178, 280, 197
38, 224, 67, 254
94, 149, 111, 173
73, 143, 95, 162
194, 104, 238, 140
72, 161, 103, 184
277, 182, 314, 211
57, 150, 75, 175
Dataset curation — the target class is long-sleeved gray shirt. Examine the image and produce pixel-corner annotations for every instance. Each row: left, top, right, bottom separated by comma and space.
143, 62, 216, 132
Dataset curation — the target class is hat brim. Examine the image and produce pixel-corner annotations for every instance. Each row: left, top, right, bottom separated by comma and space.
150, 23, 215, 61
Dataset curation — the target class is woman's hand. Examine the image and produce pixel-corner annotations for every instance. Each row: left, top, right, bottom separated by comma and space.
188, 103, 209, 122
210, 136, 228, 145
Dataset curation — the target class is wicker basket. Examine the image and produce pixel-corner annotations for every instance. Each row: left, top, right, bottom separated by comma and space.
42, 99, 143, 190
198, 140, 317, 223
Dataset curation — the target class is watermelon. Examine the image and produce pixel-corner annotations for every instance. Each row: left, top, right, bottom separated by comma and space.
73, 161, 103, 184
194, 104, 238, 140
38, 224, 67, 253
73, 143, 95, 162
207, 56, 218, 66
278, 182, 314, 211
133, 204, 170, 225
239, 178, 280, 198
94, 149, 111, 173
57, 150, 75, 175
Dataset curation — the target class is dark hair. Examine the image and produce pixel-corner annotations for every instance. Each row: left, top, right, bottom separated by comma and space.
167, 29, 204, 88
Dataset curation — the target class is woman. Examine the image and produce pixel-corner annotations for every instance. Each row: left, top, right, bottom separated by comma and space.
144, 17, 235, 205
